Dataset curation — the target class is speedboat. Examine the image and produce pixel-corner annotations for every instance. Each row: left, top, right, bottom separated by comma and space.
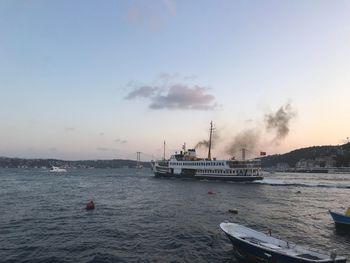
49, 166, 67, 173
220, 222, 346, 263
329, 209, 350, 230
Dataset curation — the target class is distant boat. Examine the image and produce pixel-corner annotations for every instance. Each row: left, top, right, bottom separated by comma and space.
329, 209, 350, 230
49, 166, 67, 173
220, 222, 346, 263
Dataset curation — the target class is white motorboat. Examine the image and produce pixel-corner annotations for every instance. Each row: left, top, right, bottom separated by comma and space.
49, 166, 67, 173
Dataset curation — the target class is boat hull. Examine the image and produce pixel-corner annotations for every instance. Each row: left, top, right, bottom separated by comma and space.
195, 175, 263, 182
225, 234, 346, 263
153, 171, 262, 182
220, 223, 346, 263
329, 210, 350, 230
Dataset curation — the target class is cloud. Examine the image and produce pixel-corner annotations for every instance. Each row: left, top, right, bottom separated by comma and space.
125, 86, 158, 99
115, 138, 128, 144
126, 0, 177, 31
125, 79, 217, 110
150, 85, 216, 110
159, 73, 178, 82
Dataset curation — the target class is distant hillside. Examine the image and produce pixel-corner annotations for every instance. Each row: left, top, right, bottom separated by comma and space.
0, 157, 150, 169
2, 143, 350, 169
261, 143, 350, 168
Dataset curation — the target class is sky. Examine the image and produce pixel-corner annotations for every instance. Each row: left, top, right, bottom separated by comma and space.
1, 0, 350, 161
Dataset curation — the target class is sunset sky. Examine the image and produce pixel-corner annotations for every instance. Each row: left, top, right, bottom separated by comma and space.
1, 0, 350, 160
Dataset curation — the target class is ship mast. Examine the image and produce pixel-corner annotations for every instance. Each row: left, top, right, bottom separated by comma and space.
163, 140, 166, 160
208, 121, 213, 160
241, 148, 246, 161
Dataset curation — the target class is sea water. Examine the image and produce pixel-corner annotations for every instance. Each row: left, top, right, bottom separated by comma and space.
0, 168, 349, 262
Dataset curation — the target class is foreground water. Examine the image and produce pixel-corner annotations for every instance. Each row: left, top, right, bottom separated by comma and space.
0, 168, 349, 262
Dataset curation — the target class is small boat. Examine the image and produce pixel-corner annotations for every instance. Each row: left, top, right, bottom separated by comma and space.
220, 222, 346, 263
329, 209, 350, 230
49, 166, 67, 173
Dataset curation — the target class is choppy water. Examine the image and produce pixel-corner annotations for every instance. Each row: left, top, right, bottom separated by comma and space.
0, 168, 349, 262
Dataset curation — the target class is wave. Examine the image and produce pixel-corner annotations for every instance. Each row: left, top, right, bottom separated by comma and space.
254, 178, 350, 189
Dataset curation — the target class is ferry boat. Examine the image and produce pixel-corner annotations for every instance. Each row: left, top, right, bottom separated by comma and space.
151, 122, 263, 182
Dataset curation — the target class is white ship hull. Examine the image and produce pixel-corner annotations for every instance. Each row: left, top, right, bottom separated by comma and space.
151, 159, 263, 182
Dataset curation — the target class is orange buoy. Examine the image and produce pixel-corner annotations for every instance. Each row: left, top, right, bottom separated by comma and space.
86, 200, 95, 210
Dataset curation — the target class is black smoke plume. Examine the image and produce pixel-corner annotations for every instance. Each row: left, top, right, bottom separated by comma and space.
265, 103, 296, 144
194, 130, 220, 149
225, 129, 260, 156
195, 140, 209, 149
